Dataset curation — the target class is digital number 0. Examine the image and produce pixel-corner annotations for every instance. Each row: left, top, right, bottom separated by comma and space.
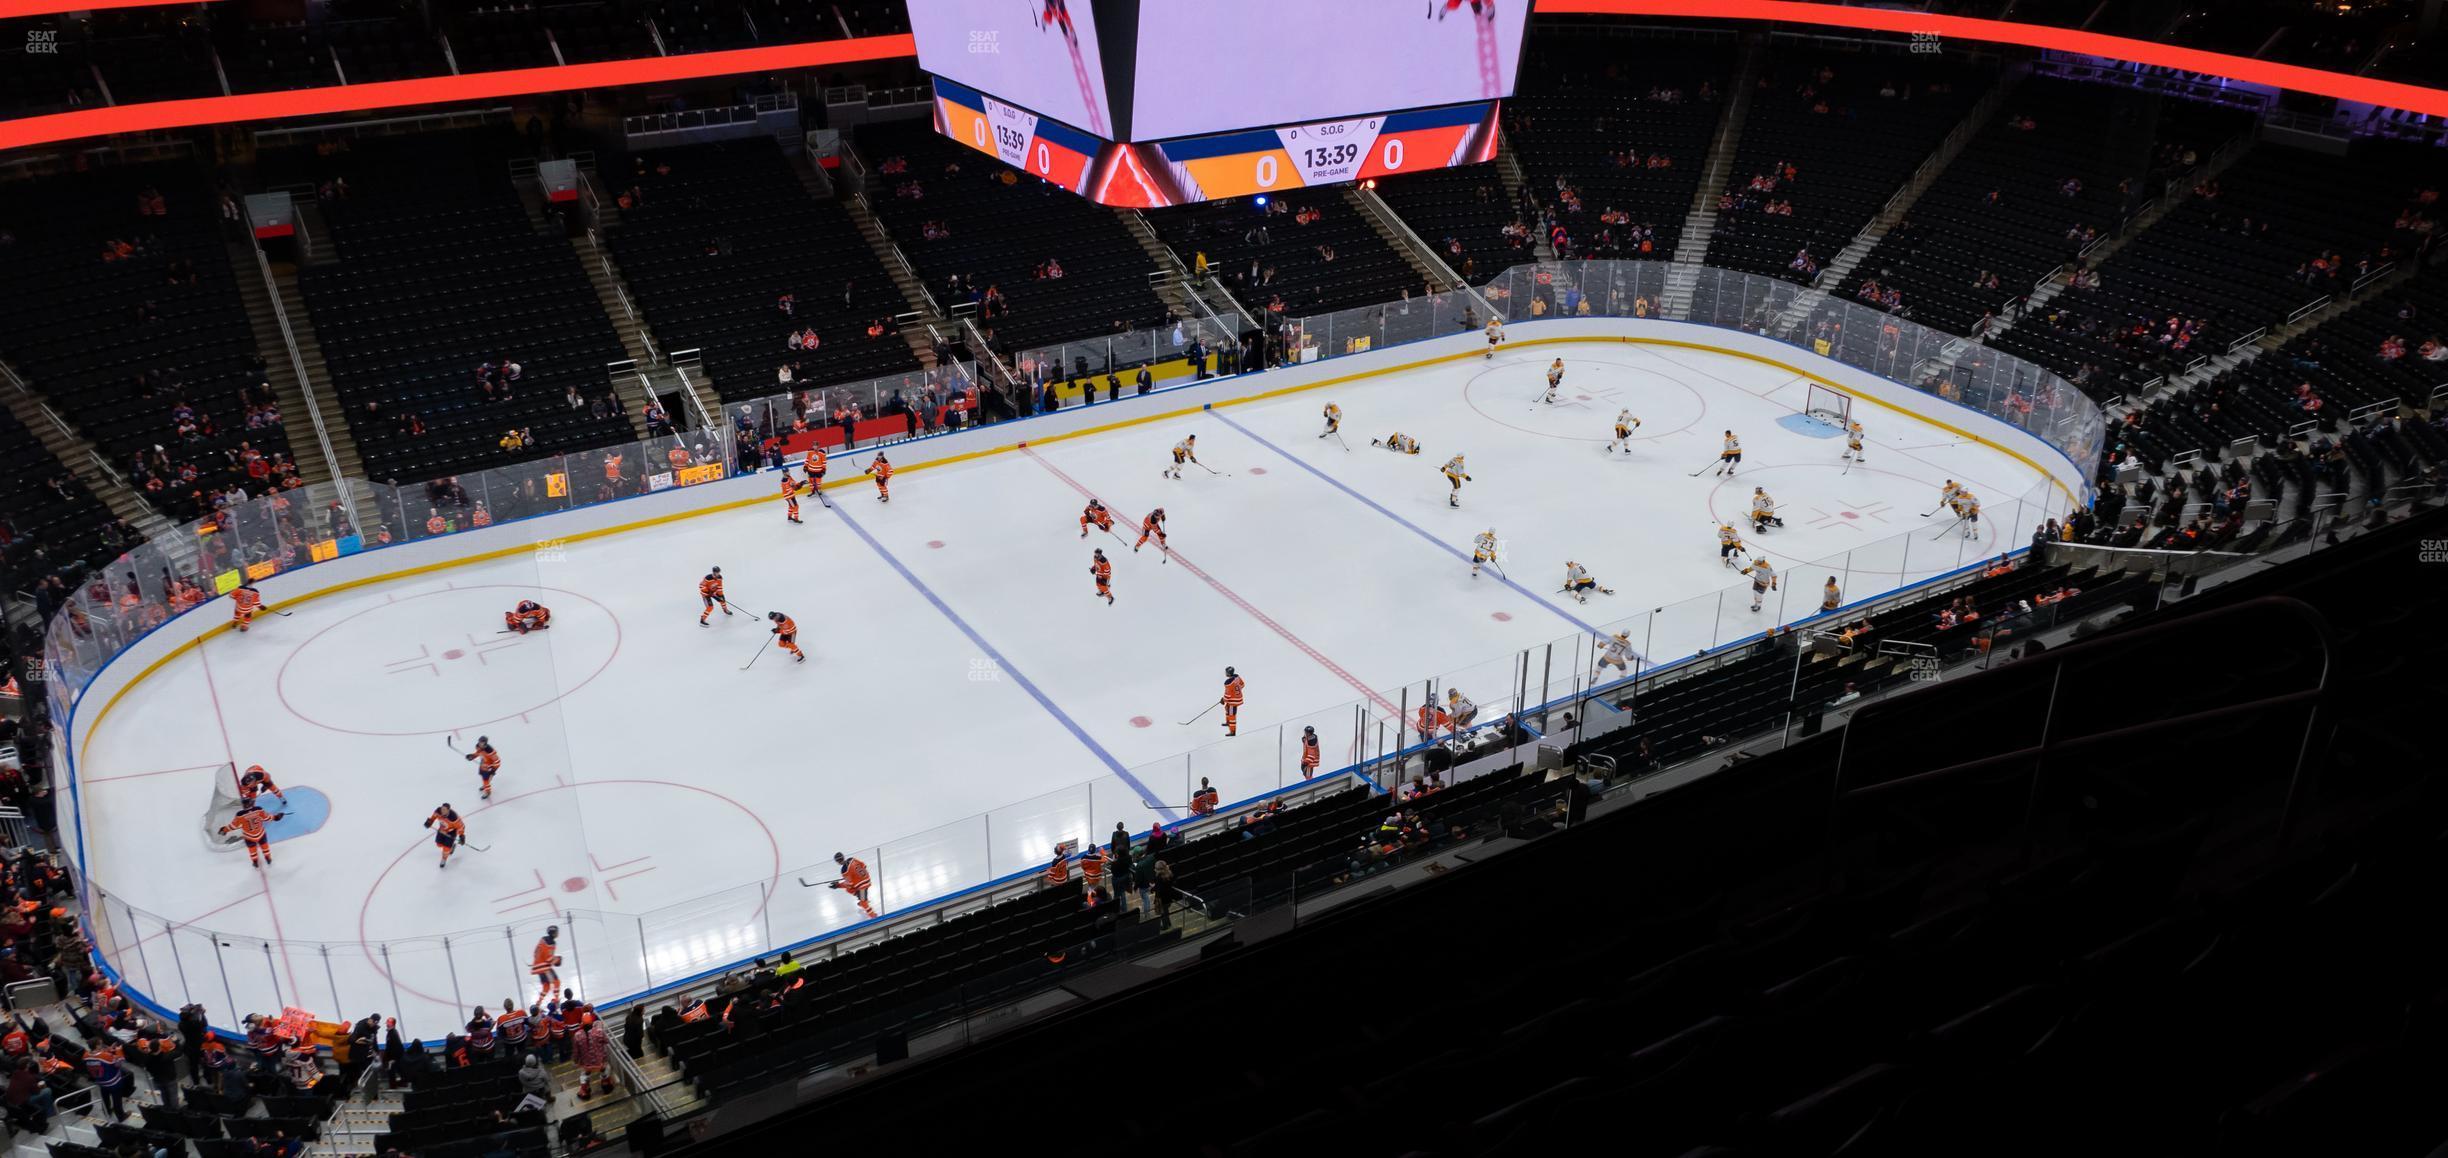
1382, 139, 1405, 170
1255, 154, 1279, 188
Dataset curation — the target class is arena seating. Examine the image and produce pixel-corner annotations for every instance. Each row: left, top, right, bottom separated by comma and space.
326, 14, 453, 84
218, 21, 338, 93
82, 26, 223, 107
1993, 133, 2433, 394
605, 138, 916, 401
854, 119, 1173, 353
1506, 34, 1736, 260
0, 162, 302, 522
1703, 49, 1986, 282
374, 1057, 548, 1154
1143, 192, 1419, 319
0, 410, 117, 595
444, 9, 564, 73
1840, 79, 2205, 342
0, 28, 93, 115
1375, 164, 1526, 284
277, 130, 636, 482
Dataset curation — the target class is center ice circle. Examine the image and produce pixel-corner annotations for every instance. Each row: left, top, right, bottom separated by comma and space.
276, 584, 621, 736
1461, 355, 1707, 442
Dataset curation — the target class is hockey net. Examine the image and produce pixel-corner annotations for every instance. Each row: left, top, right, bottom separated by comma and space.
1803, 383, 1852, 431
200, 762, 245, 851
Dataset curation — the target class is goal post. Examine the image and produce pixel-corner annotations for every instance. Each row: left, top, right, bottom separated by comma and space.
1803, 383, 1852, 430
201, 762, 245, 851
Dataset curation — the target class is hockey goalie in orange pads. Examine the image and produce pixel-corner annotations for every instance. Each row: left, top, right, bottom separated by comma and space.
503, 600, 551, 634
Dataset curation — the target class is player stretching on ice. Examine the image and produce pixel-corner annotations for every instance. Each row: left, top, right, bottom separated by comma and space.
1563, 561, 1613, 603
1842, 420, 1866, 463
767, 611, 806, 662
1715, 431, 1743, 477
1750, 487, 1784, 533
1166, 435, 1199, 480
220, 801, 285, 868
1544, 358, 1565, 404
464, 736, 502, 800
230, 581, 263, 633
1319, 402, 1342, 438
1079, 499, 1113, 538
1607, 409, 1642, 453
1090, 549, 1115, 605
1484, 315, 1505, 358
1371, 432, 1422, 454
1136, 507, 1168, 555
1471, 528, 1500, 578
1741, 558, 1779, 612
1718, 523, 1748, 568
778, 469, 804, 523
699, 567, 732, 625
424, 804, 466, 869
1442, 454, 1472, 507
504, 600, 551, 634
865, 453, 893, 502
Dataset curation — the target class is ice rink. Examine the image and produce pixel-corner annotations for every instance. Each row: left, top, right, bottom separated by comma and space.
69, 339, 2064, 1031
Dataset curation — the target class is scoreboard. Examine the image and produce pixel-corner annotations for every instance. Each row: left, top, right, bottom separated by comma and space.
928, 78, 1502, 208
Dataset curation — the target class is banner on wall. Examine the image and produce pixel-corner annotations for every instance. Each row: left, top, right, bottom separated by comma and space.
546, 472, 569, 498
676, 463, 726, 486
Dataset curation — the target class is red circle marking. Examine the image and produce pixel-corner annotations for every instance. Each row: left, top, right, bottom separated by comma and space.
1491, 611, 1514, 622
561, 877, 588, 892
1129, 716, 1152, 728
1842, 511, 1859, 519
926, 540, 945, 549
356, 778, 782, 1007
275, 584, 622, 736
440, 648, 465, 660
1248, 466, 1268, 475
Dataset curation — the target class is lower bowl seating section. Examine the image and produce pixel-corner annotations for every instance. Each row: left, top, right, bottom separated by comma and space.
1841, 78, 2193, 351
274, 130, 635, 481
1508, 33, 1735, 261
374, 1057, 548, 1156
0, 162, 299, 522
605, 138, 916, 401
853, 119, 1173, 353
1705, 49, 1985, 282
0, 409, 117, 596
1376, 164, 1527, 284
1993, 133, 2435, 394
1144, 192, 1417, 320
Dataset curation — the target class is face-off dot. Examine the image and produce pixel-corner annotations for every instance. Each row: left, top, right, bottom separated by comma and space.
562, 877, 588, 893
1491, 611, 1513, 622
1129, 716, 1153, 728
926, 540, 946, 549
1248, 467, 1268, 475
441, 649, 465, 660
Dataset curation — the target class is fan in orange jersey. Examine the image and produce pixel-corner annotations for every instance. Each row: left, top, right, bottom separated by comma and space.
1134, 507, 1168, 555
463, 736, 502, 800
1299, 725, 1320, 779
1221, 666, 1246, 737
1090, 549, 1114, 605
530, 926, 563, 1002
230, 581, 263, 632
802, 446, 831, 507
503, 600, 550, 633
219, 801, 286, 868
767, 611, 805, 662
778, 469, 803, 524
423, 804, 466, 868
698, 566, 732, 625
470, 502, 493, 528
830, 852, 877, 917
237, 764, 286, 806
865, 453, 893, 501
1079, 499, 1113, 538
603, 450, 624, 484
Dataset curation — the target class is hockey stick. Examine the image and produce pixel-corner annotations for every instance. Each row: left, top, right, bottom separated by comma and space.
444, 735, 461, 754
1485, 559, 1507, 581
1920, 502, 1946, 517
268, 608, 294, 617
1688, 455, 1722, 477
797, 876, 837, 889
1194, 461, 1230, 477
742, 634, 775, 671
1332, 431, 1350, 452
1179, 700, 1222, 726
1929, 517, 1966, 541
462, 841, 490, 853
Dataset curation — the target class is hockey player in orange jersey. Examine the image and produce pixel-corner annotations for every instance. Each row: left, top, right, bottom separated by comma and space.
464, 736, 502, 800
779, 469, 803, 523
423, 804, 466, 868
1135, 507, 1168, 557
1221, 666, 1246, 737
698, 566, 732, 625
1079, 499, 1113, 538
531, 926, 563, 1002
220, 801, 286, 867
1090, 549, 1115, 605
503, 600, 551, 633
865, 453, 894, 501
230, 581, 264, 632
768, 611, 805, 662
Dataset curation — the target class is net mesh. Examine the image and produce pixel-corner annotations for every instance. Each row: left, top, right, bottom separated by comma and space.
202, 763, 244, 851
1804, 382, 1853, 429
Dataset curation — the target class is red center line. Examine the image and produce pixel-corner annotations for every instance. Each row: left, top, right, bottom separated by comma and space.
196, 638, 304, 1007
1020, 446, 1402, 721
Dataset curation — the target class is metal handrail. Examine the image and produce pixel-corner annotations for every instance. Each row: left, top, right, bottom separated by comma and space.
252, 245, 356, 522
2, 351, 131, 493
675, 364, 717, 433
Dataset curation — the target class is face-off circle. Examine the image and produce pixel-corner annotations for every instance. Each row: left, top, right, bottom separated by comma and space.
1462, 356, 1707, 443
276, 584, 621, 736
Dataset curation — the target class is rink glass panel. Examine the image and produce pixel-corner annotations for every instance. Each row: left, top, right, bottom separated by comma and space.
47, 263, 2102, 1039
